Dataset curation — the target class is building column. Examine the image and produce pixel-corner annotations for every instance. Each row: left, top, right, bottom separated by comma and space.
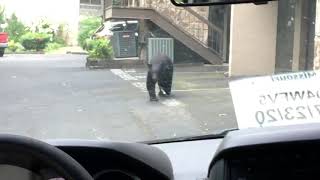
138, 19, 149, 64
292, 0, 315, 71
292, 0, 303, 71
314, 0, 320, 70
229, 1, 278, 76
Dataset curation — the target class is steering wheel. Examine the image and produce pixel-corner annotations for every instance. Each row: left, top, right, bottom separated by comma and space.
0, 134, 93, 180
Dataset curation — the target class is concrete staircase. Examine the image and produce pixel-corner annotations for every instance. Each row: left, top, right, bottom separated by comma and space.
105, 1, 223, 64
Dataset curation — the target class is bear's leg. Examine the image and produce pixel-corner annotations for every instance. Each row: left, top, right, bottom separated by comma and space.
158, 67, 173, 96
158, 86, 166, 97
146, 71, 158, 101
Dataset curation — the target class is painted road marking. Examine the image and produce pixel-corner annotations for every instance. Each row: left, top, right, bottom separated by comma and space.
90, 128, 106, 140
124, 69, 136, 73
132, 82, 147, 92
161, 99, 185, 107
110, 69, 138, 81
135, 75, 147, 79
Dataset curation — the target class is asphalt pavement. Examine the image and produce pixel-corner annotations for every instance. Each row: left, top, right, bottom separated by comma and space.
0, 54, 237, 142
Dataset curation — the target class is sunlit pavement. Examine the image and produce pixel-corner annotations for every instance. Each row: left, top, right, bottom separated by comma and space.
0, 54, 236, 142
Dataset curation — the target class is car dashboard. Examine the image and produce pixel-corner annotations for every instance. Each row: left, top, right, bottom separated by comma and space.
49, 140, 175, 180
42, 123, 320, 180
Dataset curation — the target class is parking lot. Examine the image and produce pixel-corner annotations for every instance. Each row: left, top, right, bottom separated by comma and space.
0, 54, 236, 141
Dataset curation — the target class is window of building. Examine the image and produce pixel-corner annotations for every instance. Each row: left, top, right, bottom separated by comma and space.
91, 0, 102, 5
80, 0, 101, 5
80, 0, 90, 4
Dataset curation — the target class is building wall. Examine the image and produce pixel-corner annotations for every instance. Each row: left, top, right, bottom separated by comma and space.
229, 2, 278, 76
80, 4, 102, 17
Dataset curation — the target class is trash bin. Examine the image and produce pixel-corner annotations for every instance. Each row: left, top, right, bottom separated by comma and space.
148, 38, 174, 64
112, 31, 138, 58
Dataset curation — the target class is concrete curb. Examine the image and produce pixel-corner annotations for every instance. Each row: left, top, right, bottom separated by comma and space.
174, 62, 204, 67
5, 51, 45, 55
86, 57, 229, 72
86, 57, 145, 69
173, 64, 229, 72
66, 51, 88, 55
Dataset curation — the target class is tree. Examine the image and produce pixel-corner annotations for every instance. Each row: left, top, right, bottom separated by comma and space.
78, 17, 101, 49
5, 13, 27, 42
0, 6, 5, 24
0, 6, 5, 31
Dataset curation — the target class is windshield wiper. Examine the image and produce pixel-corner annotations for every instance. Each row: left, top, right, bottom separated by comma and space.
142, 128, 238, 144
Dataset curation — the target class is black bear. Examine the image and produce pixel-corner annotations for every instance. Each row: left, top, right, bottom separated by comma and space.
146, 54, 174, 101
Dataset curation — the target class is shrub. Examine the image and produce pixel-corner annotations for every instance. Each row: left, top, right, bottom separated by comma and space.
8, 41, 24, 52
8, 41, 19, 52
20, 32, 51, 51
44, 42, 63, 52
83, 38, 97, 51
78, 17, 101, 49
5, 13, 27, 42
15, 43, 25, 52
87, 38, 113, 59
8, 41, 17, 52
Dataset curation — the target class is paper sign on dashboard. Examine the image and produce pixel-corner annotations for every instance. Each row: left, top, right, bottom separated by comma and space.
229, 71, 320, 129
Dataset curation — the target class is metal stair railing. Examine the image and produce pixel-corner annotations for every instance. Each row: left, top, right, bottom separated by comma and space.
106, 0, 224, 56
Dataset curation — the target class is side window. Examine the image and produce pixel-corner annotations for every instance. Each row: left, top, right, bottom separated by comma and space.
208, 160, 225, 180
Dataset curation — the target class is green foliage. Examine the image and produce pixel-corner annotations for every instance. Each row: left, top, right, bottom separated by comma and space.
8, 40, 24, 52
8, 40, 17, 52
0, 6, 5, 24
0, 8, 66, 53
53, 24, 67, 45
87, 38, 113, 59
83, 38, 98, 51
78, 17, 101, 49
5, 13, 27, 42
34, 19, 53, 34
20, 32, 51, 51
0, 6, 5, 31
44, 42, 63, 52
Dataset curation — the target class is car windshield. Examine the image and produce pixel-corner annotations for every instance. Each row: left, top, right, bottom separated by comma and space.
0, 0, 317, 142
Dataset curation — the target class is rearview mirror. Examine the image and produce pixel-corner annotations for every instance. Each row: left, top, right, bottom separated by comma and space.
170, 0, 275, 6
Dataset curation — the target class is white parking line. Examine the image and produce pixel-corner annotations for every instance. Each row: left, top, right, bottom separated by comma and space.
124, 69, 136, 73
90, 128, 106, 140
110, 69, 138, 81
135, 75, 146, 79
161, 99, 185, 107
132, 82, 147, 92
